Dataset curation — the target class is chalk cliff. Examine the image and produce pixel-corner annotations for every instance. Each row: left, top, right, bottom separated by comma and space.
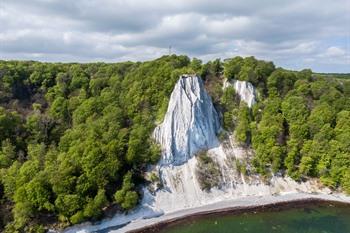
153, 75, 220, 165
64, 75, 330, 233
223, 79, 257, 107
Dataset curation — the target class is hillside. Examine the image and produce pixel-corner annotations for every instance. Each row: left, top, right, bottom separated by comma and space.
0, 55, 349, 233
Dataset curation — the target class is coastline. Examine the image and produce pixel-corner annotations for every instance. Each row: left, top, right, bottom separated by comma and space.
129, 197, 350, 233
111, 192, 350, 233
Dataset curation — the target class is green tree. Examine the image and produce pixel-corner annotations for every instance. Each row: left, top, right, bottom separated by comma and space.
235, 103, 251, 144
223, 56, 243, 79
308, 103, 335, 136
0, 140, 16, 168
267, 69, 297, 97
114, 172, 138, 210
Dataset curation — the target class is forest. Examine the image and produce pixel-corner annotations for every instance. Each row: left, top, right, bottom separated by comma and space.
0, 55, 349, 232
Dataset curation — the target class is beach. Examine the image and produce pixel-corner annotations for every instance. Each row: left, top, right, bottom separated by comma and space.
109, 192, 350, 233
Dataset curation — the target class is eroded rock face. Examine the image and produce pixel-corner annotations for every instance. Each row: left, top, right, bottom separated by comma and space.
223, 79, 256, 107
153, 75, 220, 166
64, 75, 334, 233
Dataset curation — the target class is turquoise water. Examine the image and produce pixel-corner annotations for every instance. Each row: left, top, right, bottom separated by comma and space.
158, 202, 350, 233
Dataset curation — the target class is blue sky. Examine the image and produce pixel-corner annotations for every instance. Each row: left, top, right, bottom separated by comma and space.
0, 0, 349, 73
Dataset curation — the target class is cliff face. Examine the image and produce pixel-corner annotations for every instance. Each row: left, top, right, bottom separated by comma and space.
151, 75, 259, 210
64, 75, 331, 233
223, 79, 256, 107
150, 76, 319, 212
153, 75, 220, 165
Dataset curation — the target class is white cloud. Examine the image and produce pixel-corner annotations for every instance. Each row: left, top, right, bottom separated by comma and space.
0, 0, 349, 72
323, 46, 346, 57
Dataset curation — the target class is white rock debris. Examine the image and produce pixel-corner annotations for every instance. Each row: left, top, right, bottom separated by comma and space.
223, 79, 257, 107
153, 75, 220, 165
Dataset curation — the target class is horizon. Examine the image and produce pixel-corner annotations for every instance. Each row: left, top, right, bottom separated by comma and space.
1, 0, 349, 73
2, 55, 350, 75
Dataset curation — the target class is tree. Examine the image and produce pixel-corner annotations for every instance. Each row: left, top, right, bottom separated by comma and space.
190, 58, 202, 74
238, 64, 256, 83
308, 103, 335, 136
220, 86, 238, 130
24, 174, 54, 212
69, 65, 89, 91
211, 58, 223, 76
0, 140, 16, 168
310, 79, 328, 99
281, 95, 309, 142
285, 138, 301, 179
223, 56, 243, 79
267, 69, 297, 97
251, 98, 286, 174
55, 194, 83, 221
114, 172, 138, 210
82, 189, 108, 220
0, 107, 22, 143
255, 61, 275, 83
341, 170, 350, 194
1, 56, 350, 231
282, 96, 309, 123
235, 103, 251, 144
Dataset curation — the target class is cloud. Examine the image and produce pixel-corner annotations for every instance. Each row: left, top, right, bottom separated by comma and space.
0, 0, 349, 72
323, 46, 346, 57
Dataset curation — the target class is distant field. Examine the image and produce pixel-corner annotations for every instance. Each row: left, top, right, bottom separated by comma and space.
313, 73, 350, 79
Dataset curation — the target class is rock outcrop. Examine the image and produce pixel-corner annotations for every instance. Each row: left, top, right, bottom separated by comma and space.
153, 75, 220, 165
64, 75, 334, 233
223, 79, 256, 107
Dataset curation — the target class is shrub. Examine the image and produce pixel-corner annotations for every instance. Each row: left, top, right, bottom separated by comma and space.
195, 151, 222, 191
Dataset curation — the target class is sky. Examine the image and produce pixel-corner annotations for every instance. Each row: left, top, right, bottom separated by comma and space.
0, 0, 349, 73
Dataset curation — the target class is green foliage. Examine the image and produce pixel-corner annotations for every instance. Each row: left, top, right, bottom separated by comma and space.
0, 55, 190, 231
189, 58, 203, 74
235, 159, 247, 176
267, 69, 297, 97
55, 194, 83, 219
223, 56, 243, 79
83, 189, 107, 219
195, 151, 222, 191
251, 97, 285, 175
0, 56, 349, 232
235, 103, 251, 144
220, 86, 239, 130
281, 95, 309, 142
0, 107, 22, 143
242, 61, 350, 188
342, 170, 350, 194
0, 140, 16, 168
223, 56, 275, 91
114, 172, 138, 210
308, 103, 335, 136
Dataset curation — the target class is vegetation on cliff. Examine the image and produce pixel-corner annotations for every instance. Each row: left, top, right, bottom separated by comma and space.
0, 55, 349, 232
221, 57, 350, 193
0, 55, 194, 232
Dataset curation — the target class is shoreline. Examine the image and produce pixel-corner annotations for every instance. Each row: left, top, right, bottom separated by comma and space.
129, 197, 350, 233
108, 192, 350, 233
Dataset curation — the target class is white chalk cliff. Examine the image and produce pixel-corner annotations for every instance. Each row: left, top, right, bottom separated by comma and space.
223, 79, 257, 107
153, 75, 220, 165
149, 75, 320, 212
65, 75, 332, 233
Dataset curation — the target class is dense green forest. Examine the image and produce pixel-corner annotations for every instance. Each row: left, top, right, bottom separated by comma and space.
0, 55, 349, 232
220, 57, 350, 193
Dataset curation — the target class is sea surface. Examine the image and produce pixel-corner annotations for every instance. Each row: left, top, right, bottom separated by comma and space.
158, 202, 350, 233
